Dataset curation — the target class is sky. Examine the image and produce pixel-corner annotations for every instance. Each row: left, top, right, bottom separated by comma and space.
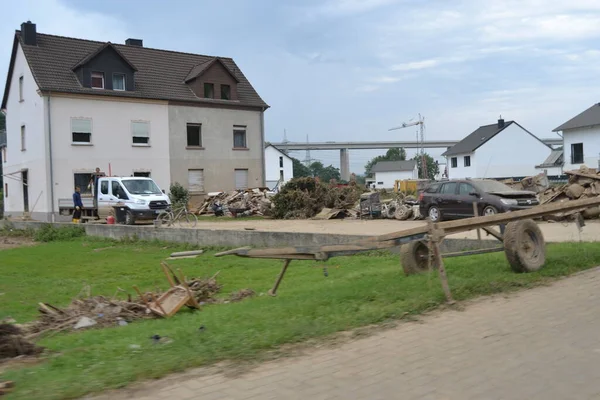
2, 0, 600, 173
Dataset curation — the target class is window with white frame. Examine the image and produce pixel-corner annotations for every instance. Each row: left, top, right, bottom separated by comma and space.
19, 76, 24, 101
74, 173, 93, 194
233, 125, 247, 149
131, 121, 150, 145
20, 125, 25, 151
112, 73, 126, 91
188, 169, 205, 193
71, 118, 92, 144
91, 72, 105, 89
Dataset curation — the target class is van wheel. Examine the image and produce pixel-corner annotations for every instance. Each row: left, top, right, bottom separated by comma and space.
125, 210, 135, 225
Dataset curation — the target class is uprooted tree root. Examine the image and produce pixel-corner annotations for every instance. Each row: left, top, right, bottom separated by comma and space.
0, 324, 43, 361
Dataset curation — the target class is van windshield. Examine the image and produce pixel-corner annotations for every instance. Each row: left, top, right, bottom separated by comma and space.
122, 179, 162, 195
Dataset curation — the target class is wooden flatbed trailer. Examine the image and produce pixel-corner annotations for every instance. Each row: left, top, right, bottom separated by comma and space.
216, 197, 600, 303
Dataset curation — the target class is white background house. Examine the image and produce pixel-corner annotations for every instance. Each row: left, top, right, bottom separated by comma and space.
264, 144, 292, 190
371, 160, 418, 189
553, 103, 600, 171
443, 119, 553, 180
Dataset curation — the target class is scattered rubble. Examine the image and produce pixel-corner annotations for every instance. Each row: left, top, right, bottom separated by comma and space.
197, 188, 274, 217
538, 166, 600, 221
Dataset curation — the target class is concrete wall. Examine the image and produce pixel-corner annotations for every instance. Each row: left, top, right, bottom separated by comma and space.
374, 169, 417, 189
265, 145, 293, 185
447, 152, 476, 179
168, 105, 263, 195
3, 43, 48, 220
475, 124, 551, 179
1, 220, 502, 252
49, 96, 171, 211
563, 126, 600, 171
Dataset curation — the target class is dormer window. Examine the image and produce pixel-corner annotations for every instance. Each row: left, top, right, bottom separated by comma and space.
204, 83, 214, 99
91, 72, 104, 89
112, 73, 126, 91
221, 84, 231, 100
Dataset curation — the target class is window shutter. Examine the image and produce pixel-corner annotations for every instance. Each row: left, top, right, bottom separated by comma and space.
72, 119, 92, 133
188, 169, 204, 192
235, 169, 248, 190
132, 122, 149, 137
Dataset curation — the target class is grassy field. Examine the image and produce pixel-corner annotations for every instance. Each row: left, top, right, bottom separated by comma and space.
2, 232, 600, 399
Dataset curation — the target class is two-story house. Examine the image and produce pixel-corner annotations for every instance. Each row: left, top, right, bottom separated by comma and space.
553, 103, 600, 171
264, 144, 293, 191
1, 21, 268, 221
443, 119, 552, 180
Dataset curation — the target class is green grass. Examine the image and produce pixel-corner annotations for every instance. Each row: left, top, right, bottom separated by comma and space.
2, 237, 600, 399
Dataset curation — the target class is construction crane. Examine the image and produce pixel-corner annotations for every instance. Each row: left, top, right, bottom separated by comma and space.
388, 113, 428, 180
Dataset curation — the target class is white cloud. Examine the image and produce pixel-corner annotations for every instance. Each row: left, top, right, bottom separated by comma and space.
356, 84, 380, 92
391, 59, 439, 72
315, 0, 402, 16
370, 75, 403, 83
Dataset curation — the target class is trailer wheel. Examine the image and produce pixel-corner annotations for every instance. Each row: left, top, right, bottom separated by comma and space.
504, 219, 545, 273
400, 240, 431, 275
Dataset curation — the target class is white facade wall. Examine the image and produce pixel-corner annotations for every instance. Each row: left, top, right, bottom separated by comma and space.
446, 152, 476, 179
374, 169, 417, 189
447, 124, 552, 179
264, 146, 293, 185
49, 96, 171, 212
3, 44, 48, 219
562, 126, 600, 171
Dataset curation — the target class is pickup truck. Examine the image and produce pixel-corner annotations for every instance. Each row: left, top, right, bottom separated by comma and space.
59, 176, 171, 224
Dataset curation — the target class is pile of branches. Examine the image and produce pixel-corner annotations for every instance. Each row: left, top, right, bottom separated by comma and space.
197, 189, 273, 217
271, 177, 363, 219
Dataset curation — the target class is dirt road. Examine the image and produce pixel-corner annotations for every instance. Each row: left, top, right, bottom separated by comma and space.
180, 218, 600, 243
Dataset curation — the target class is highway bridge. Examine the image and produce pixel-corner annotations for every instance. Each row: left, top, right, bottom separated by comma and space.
270, 138, 563, 180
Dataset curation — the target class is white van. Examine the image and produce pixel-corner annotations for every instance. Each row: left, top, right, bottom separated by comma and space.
59, 176, 171, 224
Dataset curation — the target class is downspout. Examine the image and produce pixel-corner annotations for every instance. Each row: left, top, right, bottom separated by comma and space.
260, 107, 266, 187
47, 92, 55, 222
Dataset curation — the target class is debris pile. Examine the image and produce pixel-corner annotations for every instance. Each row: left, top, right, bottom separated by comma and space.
24, 268, 254, 336
538, 166, 600, 220
272, 177, 363, 219
381, 195, 422, 221
28, 297, 152, 338
197, 189, 273, 217
0, 323, 42, 361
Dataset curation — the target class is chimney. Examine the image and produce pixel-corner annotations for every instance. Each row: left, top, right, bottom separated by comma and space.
21, 21, 37, 46
125, 38, 143, 47
497, 117, 505, 129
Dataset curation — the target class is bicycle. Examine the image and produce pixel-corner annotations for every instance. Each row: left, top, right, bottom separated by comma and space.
157, 202, 198, 228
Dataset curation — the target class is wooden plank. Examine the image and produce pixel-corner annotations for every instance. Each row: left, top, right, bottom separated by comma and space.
442, 247, 504, 258
161, 262, 176, 287
564, 170, 600, 181
473, 202, 482, 241
481, 227, 503, 242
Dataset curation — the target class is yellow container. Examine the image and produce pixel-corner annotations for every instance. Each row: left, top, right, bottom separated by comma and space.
396, 179, 418, 193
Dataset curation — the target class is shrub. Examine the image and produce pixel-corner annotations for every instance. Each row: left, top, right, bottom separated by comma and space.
168, 182, 189, 208
34, 224, 86, 242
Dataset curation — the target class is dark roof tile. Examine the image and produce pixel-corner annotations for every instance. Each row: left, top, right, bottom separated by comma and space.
553, 103, 600, 131
4, 31, 267, 109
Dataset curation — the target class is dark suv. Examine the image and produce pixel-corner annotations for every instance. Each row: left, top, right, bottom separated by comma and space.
418, 179, 539, 222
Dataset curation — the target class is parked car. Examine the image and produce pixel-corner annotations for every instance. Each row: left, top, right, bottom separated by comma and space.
418, 179, 539, 222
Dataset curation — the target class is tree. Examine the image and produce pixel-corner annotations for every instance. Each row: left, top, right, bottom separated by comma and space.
292, 157, 311, 178
364, 147, 406, 176
0, 112, 5, 130
301, 161, 341, 182
413, 153, 440, 180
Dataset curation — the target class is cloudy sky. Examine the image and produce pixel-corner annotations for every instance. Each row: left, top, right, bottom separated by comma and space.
2, 0, 600, 173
